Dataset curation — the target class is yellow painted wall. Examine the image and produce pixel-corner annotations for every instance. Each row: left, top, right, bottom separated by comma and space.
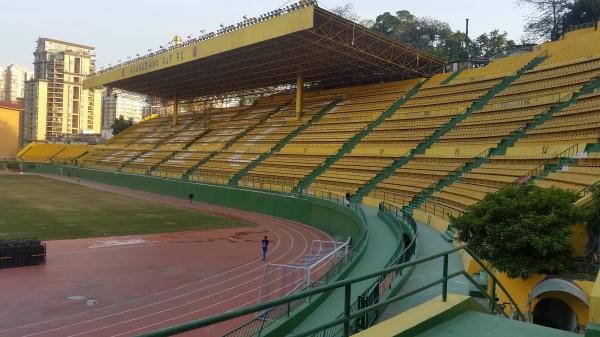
572, 223, 589, 257
589, 271, 600, 323
0, 106, 21, 158
493, 272, 546, 318
491, 271, 593, 328
413, 209, 450, 234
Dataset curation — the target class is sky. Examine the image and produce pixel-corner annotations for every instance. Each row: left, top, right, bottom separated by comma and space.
0, 0, 535, 70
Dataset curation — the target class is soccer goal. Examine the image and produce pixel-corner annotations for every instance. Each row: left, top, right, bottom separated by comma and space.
257, 239, 349, 305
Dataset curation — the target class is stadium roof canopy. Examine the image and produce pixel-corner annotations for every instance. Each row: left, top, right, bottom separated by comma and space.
83, 3, 446, 100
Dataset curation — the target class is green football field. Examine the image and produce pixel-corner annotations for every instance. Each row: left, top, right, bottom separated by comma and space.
0, 175, 253, 240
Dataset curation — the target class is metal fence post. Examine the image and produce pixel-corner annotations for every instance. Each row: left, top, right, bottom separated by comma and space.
442, 254, 448, 302
344, 283, 351, 337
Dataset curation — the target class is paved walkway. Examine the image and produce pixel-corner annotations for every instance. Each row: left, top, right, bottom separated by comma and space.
416, 311, 578, 337
291, 204, 401, 333
379, 220, 469, 321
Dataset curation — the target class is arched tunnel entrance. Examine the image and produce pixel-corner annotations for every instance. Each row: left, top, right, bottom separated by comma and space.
532, 297, 577, 332
528, 278, 589, 333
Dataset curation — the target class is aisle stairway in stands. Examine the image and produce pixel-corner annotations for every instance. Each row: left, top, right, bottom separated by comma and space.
183, 102, 290, 180
292, 81, 425, 193
228, 99, 341, 186
350, 54, 548, 203
118, 114, 203, 172
238, 80, 421, 192
145, 128, 211, 175
405, 73, 600, 213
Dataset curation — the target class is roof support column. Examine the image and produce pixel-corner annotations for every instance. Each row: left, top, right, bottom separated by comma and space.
295, 72, 304, 120
172, 96, 179, 126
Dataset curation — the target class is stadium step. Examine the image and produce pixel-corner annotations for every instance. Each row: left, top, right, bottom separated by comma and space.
407, 154, 491, 210
291, 81, 426, 193
409, 74, 600, 213
184, 102, 290, 179
117, 115, 203, 173
493, 73, 600, 156
441, 225, 457, 242
228, 99, 342, 186
351, 54, 549, 203
468, 271, 489, 298
145, 128, 212, 175
440, 69, 463, 85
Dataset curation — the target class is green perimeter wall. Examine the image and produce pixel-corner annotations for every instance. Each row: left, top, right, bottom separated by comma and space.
22, 164, 365, 243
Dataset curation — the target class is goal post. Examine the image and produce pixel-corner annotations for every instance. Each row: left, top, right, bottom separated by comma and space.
257, 239, 350, 306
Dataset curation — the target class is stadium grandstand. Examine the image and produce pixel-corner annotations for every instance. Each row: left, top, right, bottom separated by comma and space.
10, 1, 600, 337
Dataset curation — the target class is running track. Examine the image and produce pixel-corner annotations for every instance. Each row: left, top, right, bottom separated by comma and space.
0, 174, 334, 337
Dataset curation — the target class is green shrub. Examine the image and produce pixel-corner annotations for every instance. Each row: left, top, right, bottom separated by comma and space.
451, 184, 581, 279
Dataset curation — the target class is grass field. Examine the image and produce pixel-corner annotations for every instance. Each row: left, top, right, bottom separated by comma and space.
0, 175, 254, 240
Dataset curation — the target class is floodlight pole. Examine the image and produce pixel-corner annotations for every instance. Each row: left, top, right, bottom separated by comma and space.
295, 72, 304, 120
172, 95, 179, 126
465, 18, 470, 69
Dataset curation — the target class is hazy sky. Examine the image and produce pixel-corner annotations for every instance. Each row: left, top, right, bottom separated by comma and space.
1, 0, 535, 70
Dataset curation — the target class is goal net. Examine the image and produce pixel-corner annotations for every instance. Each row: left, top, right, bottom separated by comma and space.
257, 239, 349, 306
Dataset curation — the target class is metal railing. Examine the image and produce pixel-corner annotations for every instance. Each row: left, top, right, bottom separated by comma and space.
134, 245, 524, 337
417, 198, 463, 221
151, 166, 188, 179
293, 198, 419, 337
581, 179, 600, 198
369, 189, 462, 221
121, 166, 153, 175
368, 189, 412, 206
498, 143, 580, 192
484, 91, 573, 112
239, 175, 298, 193
564, 20, 599, 33
420, 147, 491, 194
188, 170, 233, 185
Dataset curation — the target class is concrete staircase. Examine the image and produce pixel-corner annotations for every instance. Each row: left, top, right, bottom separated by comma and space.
228, 99, 342, 186
183, 103, 289, 179
292, 82, 426, 193
404, 73, 600, 216
351, 55, 548, 203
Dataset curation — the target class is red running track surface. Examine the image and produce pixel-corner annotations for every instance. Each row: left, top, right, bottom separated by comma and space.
0, 174, 332, 337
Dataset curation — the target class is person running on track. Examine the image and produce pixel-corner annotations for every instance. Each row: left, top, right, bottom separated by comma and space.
261, 236, 270, 261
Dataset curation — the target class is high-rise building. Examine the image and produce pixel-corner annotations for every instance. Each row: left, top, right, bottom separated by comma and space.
21, 38, 101, 145
0, 67, 4, 99
1, 64, 32, 103
101, 89, 148, 131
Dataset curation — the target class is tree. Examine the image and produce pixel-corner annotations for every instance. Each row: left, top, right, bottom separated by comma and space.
474, 30, 517, 57
563, 0, 600, 29
330, 2, 373, 27
330, 3, 360, 23
111, 115, 133, 135
371, 10, 467, 61
519, 0, 572, 41
451, 184, 581, 278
